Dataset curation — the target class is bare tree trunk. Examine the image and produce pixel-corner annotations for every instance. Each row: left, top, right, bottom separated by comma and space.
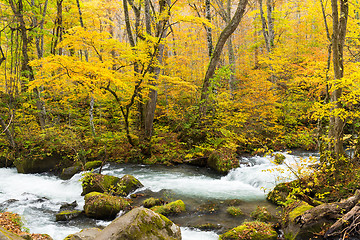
227, 0, 236, 94
51, 0, 64, 55
0, 115, 16, 149
199, 0, 248, 118
328, 0, 348, 159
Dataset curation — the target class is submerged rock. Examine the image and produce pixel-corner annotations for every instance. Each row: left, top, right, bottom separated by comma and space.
95, 207, 181, 240
84, 192, 130, 220
151, 200, 186, 216
81, 173, 143, 196
219, 221, 277, 240
64, 228, 101, 240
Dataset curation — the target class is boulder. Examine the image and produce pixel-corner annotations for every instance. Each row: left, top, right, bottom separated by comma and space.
55, 210, 82, 221
207, 150, 235, 174
95, 207, 181, 240
14, 152, 64, 174
64, 228, 101, 240
81, 173, 143, 196
151, 200, 186, 216
143, 198, 164, 208
84, 161, 102, 171
266, 182, 291, 206
219, 221, 277, 240
84, 192, 130, 220
60, 165, 82, 180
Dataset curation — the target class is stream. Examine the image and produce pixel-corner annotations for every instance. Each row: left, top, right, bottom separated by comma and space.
0, 151, 318, 240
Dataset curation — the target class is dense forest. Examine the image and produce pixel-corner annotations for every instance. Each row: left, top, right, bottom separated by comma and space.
1, 0, 360, 238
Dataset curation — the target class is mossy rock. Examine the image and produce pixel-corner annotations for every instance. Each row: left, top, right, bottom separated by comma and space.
82, 173, 143, 196
267, 182, 291, 206
193, 223, 222, 231
226, 206, 243, 217
143, 197, 164, 208
64, 228, 101, 240
55, 210, 82, 221
84, 192, 130, 220
207, 150, 235, 174
60, 165, 82, 180
14, 152, 64, 174
151, 200, 186, 216
84, 161, 102, 171
95, 207, 181, 240
219, 221, 277, 240
250, 206, 273, 222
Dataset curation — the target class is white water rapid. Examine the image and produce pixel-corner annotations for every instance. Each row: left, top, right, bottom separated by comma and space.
0, 151, 317, 240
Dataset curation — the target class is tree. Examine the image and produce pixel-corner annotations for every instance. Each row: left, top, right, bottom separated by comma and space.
328, 0, 348, 158
199, 0, 248, 118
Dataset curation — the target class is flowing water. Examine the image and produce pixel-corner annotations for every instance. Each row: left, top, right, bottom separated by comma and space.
0, 151, 317, 240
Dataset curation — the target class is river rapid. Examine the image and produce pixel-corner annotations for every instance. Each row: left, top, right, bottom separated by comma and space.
0, 151, 317, 240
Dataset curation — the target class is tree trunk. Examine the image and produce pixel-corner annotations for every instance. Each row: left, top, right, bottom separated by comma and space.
328, 0, 348, 158
205, 0, 213, 57
0, 115, 16, 149
199, 0, 248, 118
51, 0, 64, 55
227, 0, 236, 94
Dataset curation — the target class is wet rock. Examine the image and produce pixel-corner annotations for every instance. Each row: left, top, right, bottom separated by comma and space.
83, 192, 130, 220
95, 207, 181, 240
60, 201, 78, 211
84, 161, 102, 171
151, 200, 186, 216
55, 210, 82, 222
219, 221, 277, 240
64, 228, 101, 240
207, 150, 235, 174
14, 152, 65, 174
81, 173, 143, 196
143, 197, 164, 208
60, 165, 82, 180
250, 206, 274, 222
193, 223, 222, 231
267, 182, 291, 206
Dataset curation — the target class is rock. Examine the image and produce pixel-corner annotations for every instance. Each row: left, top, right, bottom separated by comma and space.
56, 210, 82, 221
151, 200, 186, 216
60, 201, 78, 211
95, 207, 181, 240
84, 161, 102, 171
143, 198, 164, 208
0, 226, 24, 240
14, 152, 65, 174
64, 228, 101, 240
207, 150, 235, 174
219, 221, 277, 240
193, 223, 222, 231
60, 165, 82, 180
81, 173, 143, 196
83, 192, 130, 220
266, 182, 291, 206
0, 156, 13, 168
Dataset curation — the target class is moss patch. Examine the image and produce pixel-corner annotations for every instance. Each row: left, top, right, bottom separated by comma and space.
151, 200, 186, 216
84, 192, 130, 220
219, 221, 277, 240
226, 206, 243, 217
143, 198, 164, 208
84, 160, 102, 170
288, 202, 313, 222
250, 206, 273, 222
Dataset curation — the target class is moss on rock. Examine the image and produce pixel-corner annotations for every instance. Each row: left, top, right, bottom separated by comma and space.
151, 200, 186, 216
267, 182, 292, 206
81, 173, 143, 196
288, 202, 313, 222
219, 221, 277, 240
95, 207, 181, 240
84, 161, 102, 171
55, 210, 82, 221
84, 192, 130, 220
226, 206, 243, 217
143, 197, 164, 208
60, 165, 82, 180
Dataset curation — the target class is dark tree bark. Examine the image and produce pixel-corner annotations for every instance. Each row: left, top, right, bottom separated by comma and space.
199, 0, 248, 118
51, 0, 64, 55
